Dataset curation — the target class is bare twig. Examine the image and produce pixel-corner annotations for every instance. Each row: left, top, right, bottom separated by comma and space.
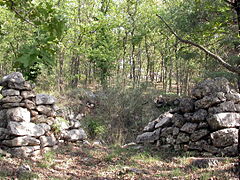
156, 14, 240, 74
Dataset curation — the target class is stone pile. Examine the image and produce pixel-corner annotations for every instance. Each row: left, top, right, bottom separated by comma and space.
0, 72, 87, 157
136, 77, 239, 156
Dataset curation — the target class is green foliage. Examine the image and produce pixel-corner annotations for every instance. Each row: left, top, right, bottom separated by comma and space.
38, 150, 56, 168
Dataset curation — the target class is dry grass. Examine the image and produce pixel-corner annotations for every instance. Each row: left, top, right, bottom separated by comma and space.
0, 143, 238, 180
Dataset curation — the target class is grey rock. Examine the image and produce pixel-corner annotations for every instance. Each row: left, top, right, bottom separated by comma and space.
166, 135, 175, 144
8, 121, 45, 137
160, 127, 173, 137
192, 109, 208, 122
176, 132, 190, 144
223, 144, 238, 156
21, 91, 36, 99
2, 102, 25, 109
155, 116, 172, 129
195, 92, 225, 109
172, 127, 180, 137
179, 98, 195, 113
23, 99, 36, 110
191, 77, 230, 99
10, 146, 40, 157
0, 109, 8, 128
183, 113, 193, 121
2, 136, 40, 147
180, 123, 198, 134
207, 113, 240, 130
210, 128, 238, 147
189, 140, 207, 151
6, 107, 31, 122
197, 122, 209, 129
36, 94, 55, 105
36, 105, 52, 115
143, 120, 157, 132
225, 92, 240, 103
38, 123, 51, 132
70, 120, 81, 129
62, 128, 87, 142
172, 114, 186, 128
190, 129, 209, 142
136, 128, 161, 143
202, 144, 220, 154
29, 110, 38, 117
0, 72, 25, 86
8, 81, 32, 90
1, 89, 20, 97
0, 128, 8, 140
0, 96, 22, 103
40, 135, 57, 147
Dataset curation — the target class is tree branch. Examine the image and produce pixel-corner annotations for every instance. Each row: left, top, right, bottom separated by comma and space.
9, 0, 35, 26
156, 14, 240, 74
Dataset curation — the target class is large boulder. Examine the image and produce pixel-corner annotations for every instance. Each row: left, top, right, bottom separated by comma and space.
207, 113, 240, 130
8, 121, 45, 137
210, 128, 238, 147
6, 107, 30, 122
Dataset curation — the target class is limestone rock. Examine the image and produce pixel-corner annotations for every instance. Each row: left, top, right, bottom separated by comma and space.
172, 114, 186, 128
223, 144, 238, 156
10, 146, 40, 157
0, 109, 8, 128
155, 115, 172, 129
207, 113, 240, 130
176, 132, 190, 144
36, 94, 55, 105
210, 128, 238, 147
192, 109, 208, 122
179, 98, 195, 113
36, 105, 52, 115
195, 92, 225, 109
208, 101, 239, 114
40, 135, 57, 147
0, 128, 8, 140
191, 77, 230, 99
143, 120, 157, 132
0, 96, 22, 103
1, 89, 20, 97
38, 123, 51, 132
136, 128, 161, 143
69, 120, 81, 129
23, 99, 36, 110
2, 102, 25, 109
190, 129, 209, 142
8, 81, 32, 90
0, 72, 25, 86
21, 91, 36, 99
8, 121, 45, 137
225, 92, 240, 103
180, 123, 198, 134
2, 136, 40, 147
62, 128, 87, 142
160, 127, 173, 137
6, 107, 31, 122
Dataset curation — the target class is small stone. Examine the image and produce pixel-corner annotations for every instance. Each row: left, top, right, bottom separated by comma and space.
225, 92, 240, 103
176, 132, 190, 144
179, 98, 195, 113
30, 110, 38, 117
172, 114, 186, 128
0, 109, 8, 128
23, 99, 36, 110
1, 102, 25, 109
136, 128, 161, 143
180, 123, 198, 134
155, 116, 172, 128
69, 120, 81, 129
183, 113, 193, 121
195, 92, 225, 109
40, 135, 57, 147
197, 122, 209, 129
1, 89, 20, 97
172, 127, 180, 137
223, 144, 238, 156
160, 127, 173, 137
190, 129, 209, 142
36, 105, 52, 115
21, 91, 36, 99
143, 120, 157, 132
62, 128, 87, 142
0, 96, 22, 103
192, 109, 208, 122
36, 94, 55, 105
38, 123, 51, 132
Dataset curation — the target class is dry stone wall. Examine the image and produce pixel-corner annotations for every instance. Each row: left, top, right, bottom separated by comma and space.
136, 77, 239, 156
0, 72, 87, 157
